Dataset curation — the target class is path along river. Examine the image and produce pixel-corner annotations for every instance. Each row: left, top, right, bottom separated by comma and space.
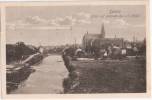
12, 55, 69, 94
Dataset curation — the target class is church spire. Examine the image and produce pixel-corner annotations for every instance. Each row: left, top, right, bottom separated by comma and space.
100, 23, 105, 38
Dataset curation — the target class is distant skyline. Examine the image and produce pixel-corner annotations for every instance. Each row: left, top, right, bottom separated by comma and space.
6, 5, 146, 46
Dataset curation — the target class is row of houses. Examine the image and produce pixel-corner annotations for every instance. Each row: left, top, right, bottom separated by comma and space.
81, 23, 146, 57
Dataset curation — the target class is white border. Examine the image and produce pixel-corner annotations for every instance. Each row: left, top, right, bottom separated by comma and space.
0, 0, 150, 99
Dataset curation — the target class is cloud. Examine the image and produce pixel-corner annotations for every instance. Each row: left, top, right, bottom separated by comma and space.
7, 16, 50, 30
76, 12, 91, 19
49, 12, 92, 26
7, 19, 31, 30
113, 19, 129, 26
75, 12, 92, 24
105, 18, 144, 28
116, 19, 144, 28
25, 16, 48, 25
53, 16, 74, 26
7, 12, 93, 30
7, 14, 144, 31
6, 16, 74, 30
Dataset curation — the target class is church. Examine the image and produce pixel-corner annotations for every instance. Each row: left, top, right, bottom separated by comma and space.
82, 23, 124, 53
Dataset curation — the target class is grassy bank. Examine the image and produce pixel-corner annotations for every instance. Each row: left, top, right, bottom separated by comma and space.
65, 58, 146, 93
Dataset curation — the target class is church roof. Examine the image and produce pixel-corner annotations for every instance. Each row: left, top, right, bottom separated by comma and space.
83, 23, 105, 40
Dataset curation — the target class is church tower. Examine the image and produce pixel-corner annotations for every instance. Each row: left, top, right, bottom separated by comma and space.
100, 23, 105, 38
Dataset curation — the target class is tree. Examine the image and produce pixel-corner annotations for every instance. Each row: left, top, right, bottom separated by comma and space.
15, 42, 26, 60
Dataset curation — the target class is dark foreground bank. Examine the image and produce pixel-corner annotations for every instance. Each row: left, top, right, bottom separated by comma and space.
62, 56, 146, 93
7, 53, 43, 93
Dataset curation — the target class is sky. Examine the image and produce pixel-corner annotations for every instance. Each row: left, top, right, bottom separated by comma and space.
6, 5, 146, 46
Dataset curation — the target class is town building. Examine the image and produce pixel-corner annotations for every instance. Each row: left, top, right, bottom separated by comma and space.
82, 23, 124, 52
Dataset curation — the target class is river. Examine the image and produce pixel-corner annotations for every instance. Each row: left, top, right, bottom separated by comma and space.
11, 55, 69, 94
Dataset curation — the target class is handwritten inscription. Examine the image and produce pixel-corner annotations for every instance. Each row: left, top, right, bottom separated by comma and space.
91, 9, 140, 19
109, 9, 121, 14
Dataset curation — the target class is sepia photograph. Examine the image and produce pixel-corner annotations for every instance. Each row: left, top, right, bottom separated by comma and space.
4, 3, 148, 95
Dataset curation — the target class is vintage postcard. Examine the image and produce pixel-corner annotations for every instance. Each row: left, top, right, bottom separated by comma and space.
0, 0, 150, 99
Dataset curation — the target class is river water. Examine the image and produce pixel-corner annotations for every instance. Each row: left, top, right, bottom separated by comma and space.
12, 55, 69, 94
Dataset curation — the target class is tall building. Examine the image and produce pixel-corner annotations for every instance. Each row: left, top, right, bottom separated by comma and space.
100, 23, 105, 38
82, 23, 105, 49
82, 23, 124, 52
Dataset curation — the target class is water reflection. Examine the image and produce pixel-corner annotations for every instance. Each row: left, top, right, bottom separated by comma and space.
11, 55, 69, 94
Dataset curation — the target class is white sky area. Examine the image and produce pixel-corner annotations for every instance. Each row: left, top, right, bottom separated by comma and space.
6, 5, 146, 46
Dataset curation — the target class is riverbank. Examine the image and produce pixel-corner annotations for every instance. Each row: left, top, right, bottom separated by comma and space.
7, 53, 43, 93
10, 55, 68, 94
7, 54, 146, 94
63, 57, 146, 93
